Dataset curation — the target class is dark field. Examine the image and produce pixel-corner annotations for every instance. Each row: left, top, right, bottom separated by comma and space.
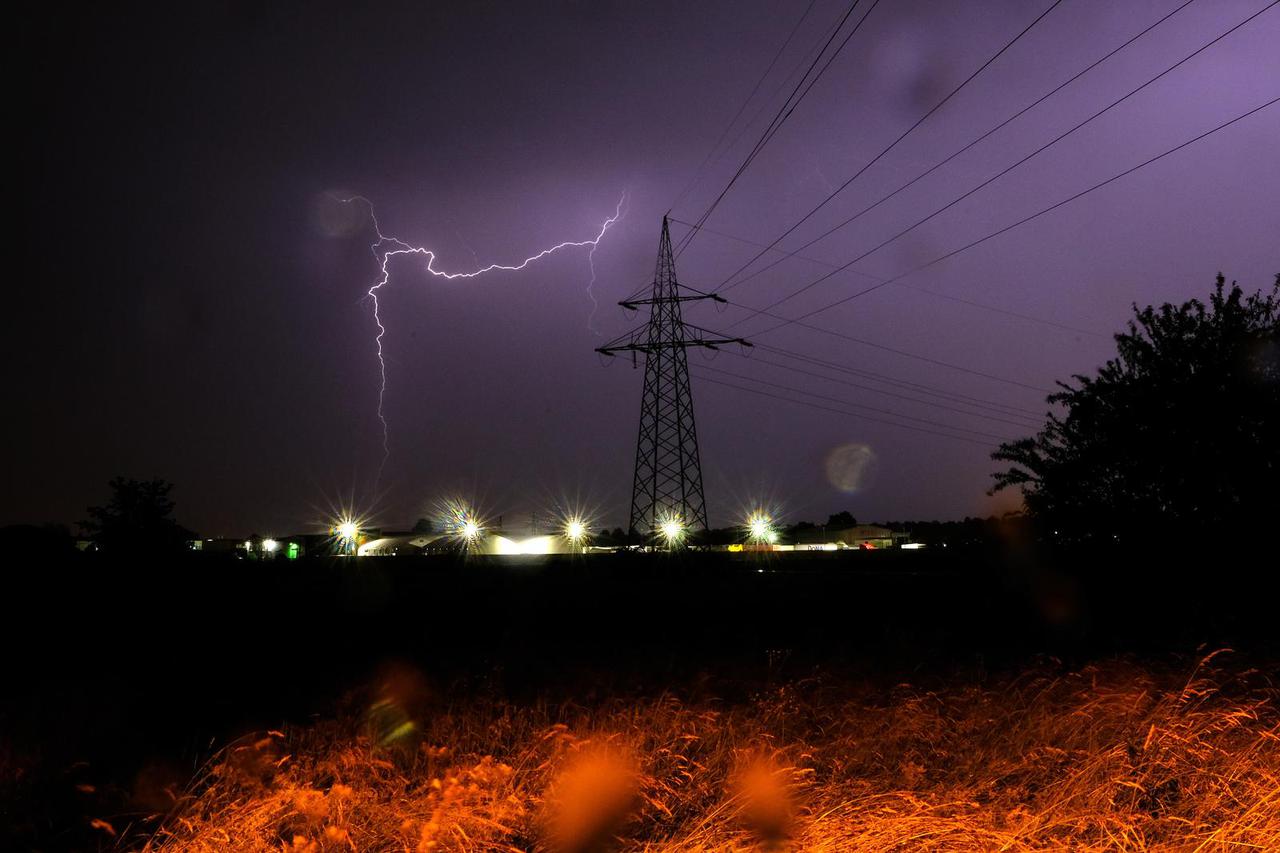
3, 544, 1277, 850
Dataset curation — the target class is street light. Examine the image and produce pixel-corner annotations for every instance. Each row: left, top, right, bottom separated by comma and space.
332, 518, 360, 555
747, 512, 773, 544
659, 517, 683, 547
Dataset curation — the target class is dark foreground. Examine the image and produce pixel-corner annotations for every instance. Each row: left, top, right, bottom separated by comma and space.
1, 543, 1276, 849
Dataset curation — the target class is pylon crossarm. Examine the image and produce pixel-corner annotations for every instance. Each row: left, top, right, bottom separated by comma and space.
690, 336, 749, 348
619, 293, 724, 309
597, 338, 744, 355
684, 323, 752, 344
595, 322, 650, 353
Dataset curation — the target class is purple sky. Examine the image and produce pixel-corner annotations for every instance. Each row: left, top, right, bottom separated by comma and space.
11, 0, 1278, 535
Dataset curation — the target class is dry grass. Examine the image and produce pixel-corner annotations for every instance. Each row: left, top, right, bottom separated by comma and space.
141, 652, 1279, 851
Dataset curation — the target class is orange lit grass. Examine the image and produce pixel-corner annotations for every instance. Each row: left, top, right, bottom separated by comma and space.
144, 653, 1279, 851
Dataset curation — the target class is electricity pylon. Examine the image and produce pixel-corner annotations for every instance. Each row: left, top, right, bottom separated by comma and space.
596, 216, 750, 540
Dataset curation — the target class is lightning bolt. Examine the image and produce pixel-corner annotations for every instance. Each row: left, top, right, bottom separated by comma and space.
340, 192, 627, 480
586, 193, 628, 337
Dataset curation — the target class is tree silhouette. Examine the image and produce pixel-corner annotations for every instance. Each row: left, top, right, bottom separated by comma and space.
825, 511, 857, 529
991, 274, 1278, 539
81, 477, 194, 553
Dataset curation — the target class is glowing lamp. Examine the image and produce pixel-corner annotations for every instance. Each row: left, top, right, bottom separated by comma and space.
564, 519, 586, 542
263, 538, 279, 552
660, 518, 683, 543
746, 511, 775, 545
337, 521, 358, 541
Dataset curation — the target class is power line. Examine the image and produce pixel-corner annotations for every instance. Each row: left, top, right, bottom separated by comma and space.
634, 242, 1057, 396
668, 216, 1105, 338
670, 0, 819, 212
679, 4, 855, 218
708, 0, 1066, 291
721, 311, 1055, 392
739, 93, 1280, 339
751, 342, 1046, 416
732, 2, 1279, 330
695, 363, 1018, 440
619, 2, 863, 309
715, 0, 1200, 297
725, 348, 1044, 427
691, 370, 1001, 447
675, 0, 874, 256
674, 0, 882, 258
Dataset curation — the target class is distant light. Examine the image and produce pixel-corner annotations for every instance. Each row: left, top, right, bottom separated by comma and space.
263, 538, 279, 552
441, 500, 485, 549
746, 511, 774, 544
564, 518, 586, 543
659, 517, 683, 544
493, 535, 554, 555
902, 542, 925, 550
332, 518, 362, 554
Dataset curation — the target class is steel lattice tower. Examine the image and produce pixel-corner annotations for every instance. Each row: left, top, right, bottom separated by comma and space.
597, 217, 749, 538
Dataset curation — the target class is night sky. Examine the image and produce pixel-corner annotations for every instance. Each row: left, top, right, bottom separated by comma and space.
11, 0, 1278, 536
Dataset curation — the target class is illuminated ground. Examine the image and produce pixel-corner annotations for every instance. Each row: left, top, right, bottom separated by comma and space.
6, 549, 1277, 849
145, 653, 1277, 851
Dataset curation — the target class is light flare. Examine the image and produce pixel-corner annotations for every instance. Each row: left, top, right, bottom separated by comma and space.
564, 518, 587, 543
658, 515, 684, 547
438, 498, 487, 552
330, 514, 366, 555
746, 511, 776, 545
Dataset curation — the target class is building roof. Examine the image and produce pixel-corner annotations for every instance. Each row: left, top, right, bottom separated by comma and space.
837, 525, 895, 541
792, 524, 898, 546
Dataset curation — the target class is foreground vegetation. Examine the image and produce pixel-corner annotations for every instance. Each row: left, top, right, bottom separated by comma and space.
139, 652, 1278, 851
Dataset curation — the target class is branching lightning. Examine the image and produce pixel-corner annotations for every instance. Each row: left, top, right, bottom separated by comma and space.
585, 210, 619, 337
340, 192, 628, 478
